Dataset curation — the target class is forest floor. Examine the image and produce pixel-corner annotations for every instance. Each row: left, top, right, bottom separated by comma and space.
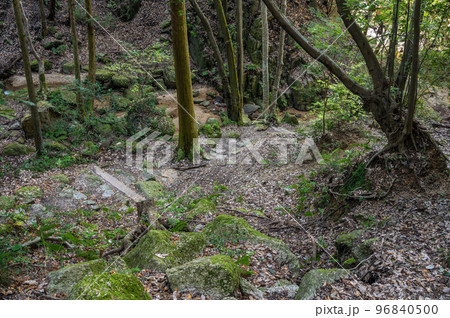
0, 103, 449, 299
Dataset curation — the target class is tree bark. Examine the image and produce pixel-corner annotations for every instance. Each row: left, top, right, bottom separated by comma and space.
386, 0, 400, 84
20, 1, 48, 97
270, 0, 286, 117
188, 0, 231, 105
13, 0, 43, 155
38, 0, 48, 37
236, 0, 244, 113
170, 0, 199, 159
68, 0, 83, 112
261, 1, 270, 114
85, 0, 96, 113
48, 0, 56, 21
214, 0, 243, 124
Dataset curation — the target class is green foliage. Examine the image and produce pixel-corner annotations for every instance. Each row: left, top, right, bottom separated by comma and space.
52, 44, 69, 55
21, 153, 83, 172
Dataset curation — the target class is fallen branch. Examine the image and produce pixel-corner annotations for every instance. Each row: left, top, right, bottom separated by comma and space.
22, 236, 74, 249
173, 163, 207, 171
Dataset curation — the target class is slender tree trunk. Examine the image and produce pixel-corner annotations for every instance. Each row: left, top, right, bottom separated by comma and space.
68, 0, 83, 113
269, 0, 286, 118
48, 0, 56, 21
261, 1, 270, 117
403, 0, 421, 137
214, 0, 243, 124
386, 0, 399, 84
236, 0, 244, 112
13, 0, 43, 155
188, 0, 231, 105
170, 0, 198, 159
38, 0, 48, 37
20, 1, 48, 97
85, 0, 96, 113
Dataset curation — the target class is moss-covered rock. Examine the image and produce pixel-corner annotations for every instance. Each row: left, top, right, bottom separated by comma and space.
281, 112, 299, 126
47, 258, 128, 296
50, 174, 70, 184
42, 39, 64, 50
68, 272, 150, 300
110, 94, 131, 110
98, 124, 113, 136
16, 186, 43, 201
113, 0, 143, 22
334, 229, 376, 266
112, 74, 132, 89
240, 278, 264, 299
44, 140, 67, 152
30, 60, 52, 72
203, 215, 300, 275
95, 69, 116, 83
22, 101, 60, 138
199, 121, 221, 138
2, 143, 35, 156
124, 230, 206, 272
135, 181, 163, 199
166, 255, 240, 299
163, 65, 177, 89
186, 198, 216, 220
60, 90, 77, 105
353, 238, 378, 263
0, 196, 17, 211
62, 61, 78, 75
295, 269, 349, 300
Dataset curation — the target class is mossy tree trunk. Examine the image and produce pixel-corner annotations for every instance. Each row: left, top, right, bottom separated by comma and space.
236, 0, 244, 113
214, 0, 243, 124
269, 0, 286, 119
261, 1, 270, 117
38, 0, 48, 37
170, 0, 198, 159
68, 0, 84, 113
188, 0, 231, 106
85, 0, 96, 113
13, 0, 43, 156
19, 1, 48, 97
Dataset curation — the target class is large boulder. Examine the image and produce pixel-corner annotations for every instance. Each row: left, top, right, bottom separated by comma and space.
163, 66, 177, 89
166, 255, 241, 299
47, 258, 128, 296
95, 69, 115, 84
111, 74, 133, 89
68, 272, 150, 300
240, 278, 264, 300
185, 198, 216, 221
62, 61, 78, 75
2, 143, 35, 156
124, 230, 206, 272
21, 101, 60, 138
281, 112, 299, 126
16, 186, 43, 202
203, 215, 301, 275
295, 269, 349, 300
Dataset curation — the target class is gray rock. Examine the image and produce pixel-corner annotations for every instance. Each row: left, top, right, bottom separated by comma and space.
59, 188, 73, 198
73, 191, 87, 200
295, 269, 349, 300
166, 255, 240, 299
10, 122, 21, 130
102, 190, 115, 198
266, 284, 299, 299
244, 104, 260, 115
30, 204, 53, 219
200, 101, 210, 107
240, 278, 264, 299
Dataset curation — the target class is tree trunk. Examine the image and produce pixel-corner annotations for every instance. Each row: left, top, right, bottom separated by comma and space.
170, 0, 199, 159
188, 0, 231, 105
68, 0, 83, 113
269, 0, 286, 120
85, 0, 96, 113
48, 0, 56, 21
261, 1, 270, 114
214, 0, 243, 124
20, 1, 48, 97
38, 0, 48, 37
13, 0, 43, 155
236, 0, 244, 113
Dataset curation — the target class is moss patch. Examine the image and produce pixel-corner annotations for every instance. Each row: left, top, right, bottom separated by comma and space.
2, 143, 35, 156
68, 273, 150, 300
295, 269, 349, 299
50, 174, 70, 184
0, 196, 17, 211
16, 186, 43, 201
203, 215, 300, 275
124, 230, 206, 272
135, 181, 163, 199
166, 255, 240, 299
186, 198, 216, 220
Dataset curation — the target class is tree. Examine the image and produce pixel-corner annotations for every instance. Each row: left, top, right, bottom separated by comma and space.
188, 0, 231, 105
270, 0, 287, 118
48, 0, 56, 21
236, 0, 244, 114
19, 1, 48, 97
261, 0, 444, 156
214, 0, 243, 124
68, 0, 83, 112
261, 1, 270, 116
12, 0, 43, 155
38, 0, 47, 37
84, 0, 96, 112
170, 0, 198, 159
